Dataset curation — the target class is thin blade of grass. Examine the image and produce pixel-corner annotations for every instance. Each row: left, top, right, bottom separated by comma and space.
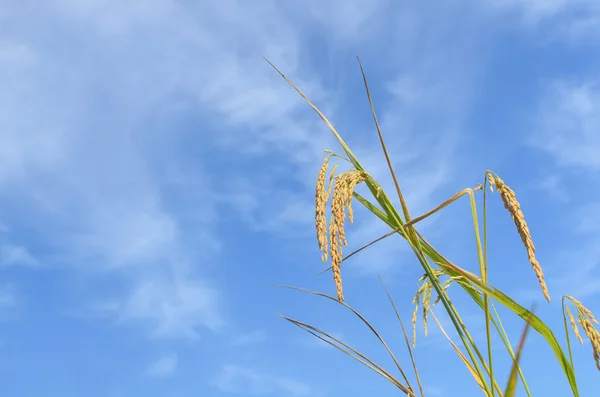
504, 306, 535, 397
378, 274, 425, 397
562, 296, 576, 371
353, 192, 398, 228
265, 58, 363, 171
267, 59, 407, 251
353, 191, 503, 395
356, 57, 410, 224
281, 315, 415, 395
273, 284, 415, 390
404, 186, 482, 228
436, 261, 578, 396
430, 310, 492, 396
490, 303, 533, 397
482, 168, 494, 397
316, 226, 404, 276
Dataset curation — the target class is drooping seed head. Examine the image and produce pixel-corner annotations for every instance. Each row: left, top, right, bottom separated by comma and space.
487, 171, 550, 302
580, 319, 600, 370
565, 296, 600, 370
412, 268, 447, 346
566, 305, 583, 345
315, 156, 331, 262
327, 170, 368, 302
411, 301, 419, 348
422, 287, 432, 337
568, 296, 599, 325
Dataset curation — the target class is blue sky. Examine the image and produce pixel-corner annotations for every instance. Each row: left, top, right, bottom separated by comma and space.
1, 0, 600, 396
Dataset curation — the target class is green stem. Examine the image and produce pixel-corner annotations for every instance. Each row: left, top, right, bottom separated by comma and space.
562, 297, 575, 372
481, 178, 494, 396
491, 304, 533, 397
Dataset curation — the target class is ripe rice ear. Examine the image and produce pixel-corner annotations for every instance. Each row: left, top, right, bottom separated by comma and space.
315, 155, 331, 262
327, 170, 368, 301
487, 171, 550, 302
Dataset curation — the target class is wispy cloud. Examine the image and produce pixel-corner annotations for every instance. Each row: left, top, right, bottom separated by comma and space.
0, 242, 38, 267
212, 365, 311, 396
483, 0, 600, 49
4, 1, 599, 396
0, 287, 16, 308
98, 277, 224, 339
424, 385, 443, 396
0, 0, 331, 338
532, 80, 600, 169
230, 330, 267, 347
523, 78, 600, 300
485, 0, 600, 23
144, 353, 178, 378
0, 225, 38, 267
0, 285, 17, 320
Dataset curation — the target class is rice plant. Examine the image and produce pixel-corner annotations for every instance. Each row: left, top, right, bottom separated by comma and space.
270, 58, 600, 397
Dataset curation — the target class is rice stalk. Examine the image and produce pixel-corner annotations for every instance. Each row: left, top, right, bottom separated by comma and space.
276, 285, 418, 396
504, 307, 535, 397
270, 58, 583, 397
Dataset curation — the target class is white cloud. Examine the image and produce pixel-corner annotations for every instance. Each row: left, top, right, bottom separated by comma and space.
0, 287, 16, 308
533, 80, 600, 169
534, 174, 570, 202
486, 0, 573, 19
212, 365, 311, 396
484, 0, 600, 42
0, 242, 38, 267
144, 353, 177, 378
485, 0, 597, 20
230, 330, 267, 347
523, 79, 600, 301
0, 0, 494, 337
0, 0, 321, 337
425, 385, 444, 396
0, 285, 18, 321
108, 277, 224, 339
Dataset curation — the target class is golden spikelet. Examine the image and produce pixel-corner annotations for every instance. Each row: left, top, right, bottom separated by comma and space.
487, 171, 550, 302
411, 302, 419, 348
329, 182, 345, 301
569, 296, 599, 324
580, 319, 600, 370
422, 287, 432, 337
327, 170, 368, 302
315, 156, 331, 262
412, 269, 447, 346
566, 306, 583, 345
565, 296, 600, 370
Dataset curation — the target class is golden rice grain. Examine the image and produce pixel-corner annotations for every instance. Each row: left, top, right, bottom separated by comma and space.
487, 171, 550, 302
580, 319, 600, 370
315, 156, 331, 262
566, 305, 583, 345
328, 170, 368, 302
422, 287, 432, 337
411, 303, 419, 348
329, 182, 345, 301
569, 296, 599, 325
412, 269, 447, 346
565, 296, 600, 370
